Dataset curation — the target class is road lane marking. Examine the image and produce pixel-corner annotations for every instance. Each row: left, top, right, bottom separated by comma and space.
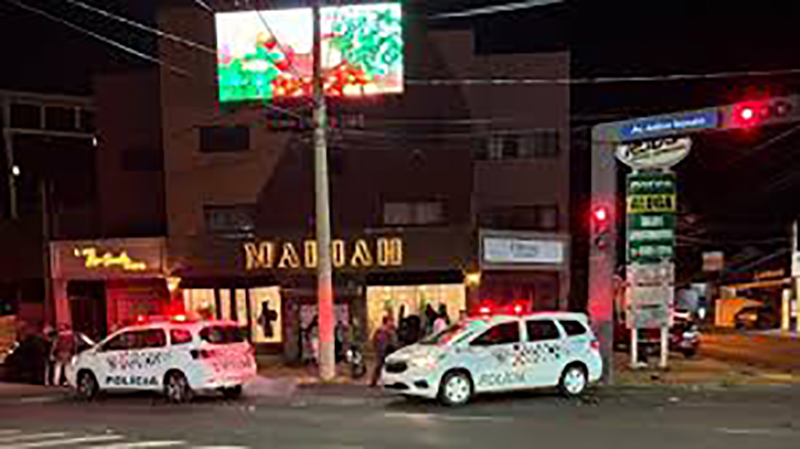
89, 442, 186, 449
18, 396, 63, 404
191, 446, 250, 448
383, 412, 511, 423
0, 433, 68, 444
7, 434, 124, 448
716, 428, 794, 437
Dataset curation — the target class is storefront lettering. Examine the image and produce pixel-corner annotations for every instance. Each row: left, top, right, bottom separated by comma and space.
244, 237, 403, 270
73, 247, 148, 271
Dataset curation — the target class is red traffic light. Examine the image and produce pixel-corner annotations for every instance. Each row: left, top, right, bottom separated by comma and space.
732, 101, 763, 128
728, 98, 794, 129
593, 207, 609, 223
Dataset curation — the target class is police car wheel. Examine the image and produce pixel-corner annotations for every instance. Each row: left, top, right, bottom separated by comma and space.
439, 371, 473, 406
221, 385, 243, 400
77, 371, 98, 400
559, 365, 588, 397
165, 371, 192, 403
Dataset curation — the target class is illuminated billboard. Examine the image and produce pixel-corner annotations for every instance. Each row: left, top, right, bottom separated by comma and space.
215, 3, 403, 102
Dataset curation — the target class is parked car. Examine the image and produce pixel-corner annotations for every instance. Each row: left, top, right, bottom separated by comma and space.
734, 305, 778, 330
614, 312, 700, 358
1, 331, 95, 384
66, 317, 257, 403
382, 311, 602, 406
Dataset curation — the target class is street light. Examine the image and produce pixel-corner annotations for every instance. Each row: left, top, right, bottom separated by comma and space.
11, 165, 20, 177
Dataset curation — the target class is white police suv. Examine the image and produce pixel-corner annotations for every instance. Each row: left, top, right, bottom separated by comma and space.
66, 317, 257, 403
382, 312, 602, 406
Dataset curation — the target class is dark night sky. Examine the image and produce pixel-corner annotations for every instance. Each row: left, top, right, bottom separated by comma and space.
2, 0, 800, 247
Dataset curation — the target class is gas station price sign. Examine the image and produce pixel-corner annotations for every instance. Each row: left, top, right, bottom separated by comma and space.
627, 171, 677, 265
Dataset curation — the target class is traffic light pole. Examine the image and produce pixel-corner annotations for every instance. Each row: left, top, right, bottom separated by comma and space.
312, 0, 336, 382
590, 95, 800, 382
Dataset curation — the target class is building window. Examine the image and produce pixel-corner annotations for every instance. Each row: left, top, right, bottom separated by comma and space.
528, 130, 560, 158
45, 106, 77, 132
479, 205, 559, 231
478, 131, 559, 160
383, 201, 445, 226
9, 104, 41, 129
485, 134, 520, 160
199, 126, 250, 153
204, 205, 256, 237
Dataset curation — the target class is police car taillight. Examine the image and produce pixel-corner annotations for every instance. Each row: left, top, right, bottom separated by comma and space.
190, 349, 212, 360
590, 339, 600, 351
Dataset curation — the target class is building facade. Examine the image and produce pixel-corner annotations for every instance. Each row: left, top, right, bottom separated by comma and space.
151, 1, 571, 360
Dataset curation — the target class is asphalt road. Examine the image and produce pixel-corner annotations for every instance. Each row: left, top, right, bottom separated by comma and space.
701, 331, 800, 372
1, 386, 799, 449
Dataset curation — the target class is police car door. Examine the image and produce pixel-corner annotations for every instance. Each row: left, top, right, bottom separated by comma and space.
523, 319, 565, 387
127, 328, 169, 390
95, 330, 137, 390
467, 320, 525, 393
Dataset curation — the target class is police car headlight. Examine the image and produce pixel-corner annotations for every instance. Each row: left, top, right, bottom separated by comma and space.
408, 355, 440, 370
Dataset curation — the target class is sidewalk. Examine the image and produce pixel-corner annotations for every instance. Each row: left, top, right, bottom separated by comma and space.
613, 352, 800, 387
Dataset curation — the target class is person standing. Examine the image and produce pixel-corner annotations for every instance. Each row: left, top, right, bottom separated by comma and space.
370, 315, 397, 387
433, 304, 450, 335
51, 325, 76, 386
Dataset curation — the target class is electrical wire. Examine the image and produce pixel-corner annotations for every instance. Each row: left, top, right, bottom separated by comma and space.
406, 66, 800, 86
63, 0, 216, 54
192, 0, 215, 14
5, 0, 191, 77
37, 0, 800, 88
428, 0, 565, 20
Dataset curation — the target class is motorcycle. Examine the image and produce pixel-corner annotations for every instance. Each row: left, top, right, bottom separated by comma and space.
345, 344, 367, 379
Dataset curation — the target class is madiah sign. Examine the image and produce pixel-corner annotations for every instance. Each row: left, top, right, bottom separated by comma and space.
244, 237, 403, 270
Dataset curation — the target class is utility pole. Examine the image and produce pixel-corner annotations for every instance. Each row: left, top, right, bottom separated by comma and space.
2, 99, 18, 219
312, 0, 335, 381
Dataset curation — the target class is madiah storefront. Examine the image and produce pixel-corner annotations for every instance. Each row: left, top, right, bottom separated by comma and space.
169, 228, 474, 361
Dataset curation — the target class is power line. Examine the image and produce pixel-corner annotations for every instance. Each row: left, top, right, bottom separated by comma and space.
63, 0, 216, 54
45, 0, 800, 88
429, 0, 565, 20
192, 0, 215, 14
6, 0, 191, 77
407, 66, 800, 86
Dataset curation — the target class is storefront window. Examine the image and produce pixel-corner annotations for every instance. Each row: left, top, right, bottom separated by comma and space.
183, 289, 216, 320
366, 284, 466, 339
250, 288, 282, 344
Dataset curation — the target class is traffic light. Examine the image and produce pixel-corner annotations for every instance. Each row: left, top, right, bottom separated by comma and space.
722, 97, 797, 129
591, 205, 612, 251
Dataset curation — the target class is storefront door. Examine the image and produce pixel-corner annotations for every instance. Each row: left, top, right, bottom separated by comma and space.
68, 281, 107, 340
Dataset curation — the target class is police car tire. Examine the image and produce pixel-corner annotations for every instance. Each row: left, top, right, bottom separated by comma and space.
77, 371, 98, 400
164, 371, 192, 404
438, 371, 473, 407
558, 364, 588, 397
221, 385, 243, 400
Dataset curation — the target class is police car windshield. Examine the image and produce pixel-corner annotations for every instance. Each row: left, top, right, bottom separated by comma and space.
200, 325, 246, 344
420, 322, 477, 345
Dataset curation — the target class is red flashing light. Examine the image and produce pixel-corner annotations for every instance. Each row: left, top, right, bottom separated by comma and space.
593, 207, 608, 223
136, 315, 145, 323
513, 304, 523, 314
732, 101, 763, 128
479, 306, 491, 315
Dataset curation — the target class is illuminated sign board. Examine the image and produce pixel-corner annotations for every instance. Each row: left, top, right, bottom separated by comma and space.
215, 3, 403, 102
618, 110, 719, 141
73, 247, 148, 271
244, 237, 403, 270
